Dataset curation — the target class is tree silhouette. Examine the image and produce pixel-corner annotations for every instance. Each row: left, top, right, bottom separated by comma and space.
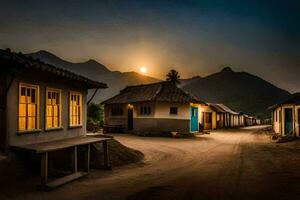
166, 69, 180, 84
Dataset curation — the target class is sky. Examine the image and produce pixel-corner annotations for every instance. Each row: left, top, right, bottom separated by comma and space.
0, 0, 299, 92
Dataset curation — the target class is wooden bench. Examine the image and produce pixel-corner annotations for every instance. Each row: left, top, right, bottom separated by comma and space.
103, 124, 124, 133
11, 136, 112, 190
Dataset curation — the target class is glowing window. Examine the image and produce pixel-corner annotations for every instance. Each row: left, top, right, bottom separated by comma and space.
18, 83, 39, 131
46, 88, 61, 129
69, 92, 82, 126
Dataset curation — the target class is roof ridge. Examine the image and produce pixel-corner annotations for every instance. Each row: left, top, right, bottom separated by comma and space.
125, 81, 166, 88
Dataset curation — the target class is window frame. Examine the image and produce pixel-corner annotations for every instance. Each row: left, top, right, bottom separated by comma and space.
140, 105, 151, 115
45, 87, 62, 131
18, 82, 40, 133
69, 91, 83, 128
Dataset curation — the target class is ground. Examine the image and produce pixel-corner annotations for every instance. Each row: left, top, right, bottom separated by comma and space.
2, 125, 300, 200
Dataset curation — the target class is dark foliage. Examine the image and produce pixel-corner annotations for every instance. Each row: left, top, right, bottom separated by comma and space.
87, 103, 104, 132
166, 69, 180, 84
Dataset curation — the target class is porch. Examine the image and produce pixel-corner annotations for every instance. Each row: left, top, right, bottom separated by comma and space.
10, 136, 112, 190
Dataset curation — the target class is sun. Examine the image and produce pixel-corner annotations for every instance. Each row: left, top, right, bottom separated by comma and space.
140, 66, 148, 74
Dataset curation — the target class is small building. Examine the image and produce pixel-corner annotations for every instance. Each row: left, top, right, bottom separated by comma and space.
238, 113, 245, 127
214, 104, 241, 127
0, 49, 110, 188
269, 93, 300, 137
208, 103, 226, 129
244, 114, 260, 126
102, 82, 207, 135
198, 104, 217, 130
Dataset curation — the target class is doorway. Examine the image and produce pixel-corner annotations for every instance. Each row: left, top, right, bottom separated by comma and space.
190, 107, 198, 132
284, 108, 293, 135
127, 108, 133, 131
204, 112, 212, 130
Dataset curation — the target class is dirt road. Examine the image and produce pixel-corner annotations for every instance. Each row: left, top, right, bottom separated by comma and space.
9, 126, 300, 200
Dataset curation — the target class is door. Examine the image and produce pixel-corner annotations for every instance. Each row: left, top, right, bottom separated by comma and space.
127, 108, 133, 131
284, 108, 293, 135
190, 107, 198, 132
204, 112, 212, 129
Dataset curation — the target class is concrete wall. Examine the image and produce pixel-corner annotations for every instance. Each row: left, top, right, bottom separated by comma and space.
273, 107, 281, 134
153, 102, 190, 119
133, 118, 190, 135
7, 74, 88, 146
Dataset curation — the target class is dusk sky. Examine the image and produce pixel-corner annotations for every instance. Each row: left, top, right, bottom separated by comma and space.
0, 0, 299, 92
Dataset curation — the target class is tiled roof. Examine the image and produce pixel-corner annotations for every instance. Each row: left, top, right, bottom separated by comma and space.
215, 104, 239, 115
0, 49, 107, 89
269, 93, 300, 109
209, 103, 226, 113
102, 81, 206, 104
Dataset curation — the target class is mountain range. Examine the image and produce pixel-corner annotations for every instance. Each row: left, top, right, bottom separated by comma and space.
27, 50, 160, 103
181, 67, 291, 118
27, 51, 291, 118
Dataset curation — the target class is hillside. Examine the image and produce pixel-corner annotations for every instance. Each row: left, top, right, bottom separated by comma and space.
27, 51, 160, 102
181, 67, 291, 118
27, 51, 290, 118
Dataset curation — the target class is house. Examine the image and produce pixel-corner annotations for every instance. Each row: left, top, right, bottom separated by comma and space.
214, 104, 241, 127
207, 103, 226, 129
244, 114, 260, 126
102, 81, 207, 135
238, 113, 245, 127
0, 49, 110, 189
269, 93, 300, 137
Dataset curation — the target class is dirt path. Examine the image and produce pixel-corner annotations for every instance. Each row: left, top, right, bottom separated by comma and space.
6, 126, 300, 200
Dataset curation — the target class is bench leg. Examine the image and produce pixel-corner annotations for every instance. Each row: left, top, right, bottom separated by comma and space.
73, 146, 78, 173
103, 141, 111, 170
86, 144, 90, 173
41, 152, 48, 186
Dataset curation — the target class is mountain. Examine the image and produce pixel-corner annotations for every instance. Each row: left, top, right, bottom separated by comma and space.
28, 51, 290, 118
181, 67, 291, 118
27, 50, 160, 102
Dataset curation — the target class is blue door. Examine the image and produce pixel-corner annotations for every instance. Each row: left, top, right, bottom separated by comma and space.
284, 108, 293, 135
190, 107, 198, 132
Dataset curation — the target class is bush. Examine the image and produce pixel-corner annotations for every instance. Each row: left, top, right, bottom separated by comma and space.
87, 103, 104, 132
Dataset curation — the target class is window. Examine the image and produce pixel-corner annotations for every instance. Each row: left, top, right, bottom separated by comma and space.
140, 106, 151, 115
275, 110, 278, 122
111, 105, 123, 116
46, 88, 61, 129
18, 83, 39, 131
170, 107, 178, 115
69, 92, 82, 127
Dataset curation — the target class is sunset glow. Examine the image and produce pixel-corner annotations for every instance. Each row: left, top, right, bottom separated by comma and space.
140, 66, 148, 74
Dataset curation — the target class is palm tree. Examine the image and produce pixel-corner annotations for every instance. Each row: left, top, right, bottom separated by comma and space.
166, 69, 180, 84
